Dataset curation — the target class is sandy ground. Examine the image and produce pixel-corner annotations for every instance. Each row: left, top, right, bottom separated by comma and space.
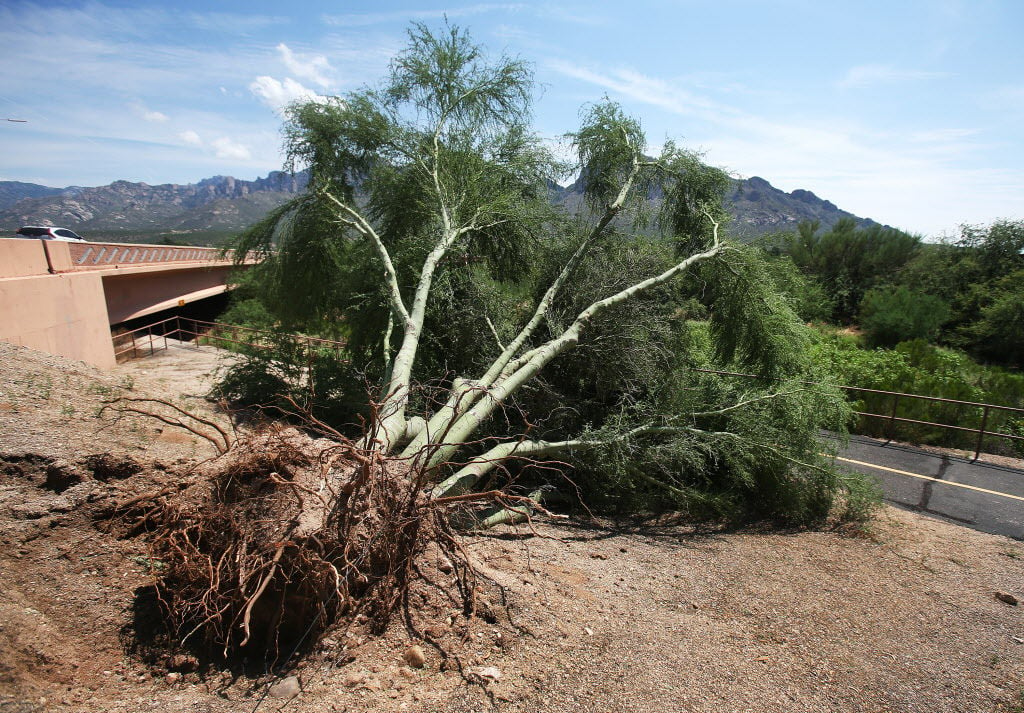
1, 340, 1022, 713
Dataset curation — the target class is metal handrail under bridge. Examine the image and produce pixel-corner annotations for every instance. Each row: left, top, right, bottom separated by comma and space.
113, 315, 346, 362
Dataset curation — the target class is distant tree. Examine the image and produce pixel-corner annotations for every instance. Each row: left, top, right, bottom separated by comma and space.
958, 219, 1024, 280
967, 275, 1024, 368
896, 220, 1024, 365
859, 286, 949, 348
762, 254, 833, 323
785, 219, 921, 322
157, 235, 191, 246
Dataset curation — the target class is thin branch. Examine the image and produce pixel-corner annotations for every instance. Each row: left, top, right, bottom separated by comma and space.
320, 189, 410, 324
101, 397, 231, 454
477, 146, 646, 390
689, 388, 809, 418
484, 316, 505, 351
434, 212, 726, 461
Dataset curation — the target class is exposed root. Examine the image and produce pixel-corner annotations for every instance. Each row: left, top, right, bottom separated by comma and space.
118, 423, 517, 667
100, 397, 232, 454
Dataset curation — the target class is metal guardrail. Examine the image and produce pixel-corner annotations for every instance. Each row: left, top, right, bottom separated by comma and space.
112, 316, 346, 362
696, 368, 1024, 461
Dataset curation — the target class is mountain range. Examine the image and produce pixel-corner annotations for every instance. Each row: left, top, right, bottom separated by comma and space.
0, 170, 875, 242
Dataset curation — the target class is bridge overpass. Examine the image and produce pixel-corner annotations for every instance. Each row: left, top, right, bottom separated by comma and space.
0, 238, 254, 369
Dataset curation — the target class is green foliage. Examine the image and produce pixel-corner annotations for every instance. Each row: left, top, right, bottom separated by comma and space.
214, 333, 368, 431
813, 333, 1024, 456
569, 320, 871, 525
761, 254, 833, 322
969, 280, 1024, 363
221, 22, 877, 527
859, 286, 949, 348
519, 243, 874, 525
783, 218, 921, 322
571, 102, 646, 209
886, 220, 1024, 368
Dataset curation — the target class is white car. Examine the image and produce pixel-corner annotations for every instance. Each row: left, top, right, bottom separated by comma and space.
15, 226, 87, 242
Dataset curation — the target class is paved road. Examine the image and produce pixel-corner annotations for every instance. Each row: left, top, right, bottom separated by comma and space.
827, 434, 1024, 540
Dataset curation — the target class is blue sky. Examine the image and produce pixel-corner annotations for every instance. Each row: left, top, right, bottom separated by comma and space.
1, 0, 1021, 237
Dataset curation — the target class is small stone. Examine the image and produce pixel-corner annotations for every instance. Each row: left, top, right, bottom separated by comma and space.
468, 665, 502, 683
399, 667, 416, 680
437, 558, 454, 573
996, 591, 1019, 606
268, 675, 301, 699
403, 645, 426, 668
342, 672, 365, 688
165, 672, 181, 684
584, 627, 594, 636
589, 552, 607, 560
168, 654, 199, 672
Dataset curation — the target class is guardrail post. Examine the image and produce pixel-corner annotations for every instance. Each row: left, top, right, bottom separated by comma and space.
886, 394, 900, 442
973, 405, 990, 462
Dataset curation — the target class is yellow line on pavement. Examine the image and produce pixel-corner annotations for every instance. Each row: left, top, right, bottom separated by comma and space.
834, 455, 1024, 503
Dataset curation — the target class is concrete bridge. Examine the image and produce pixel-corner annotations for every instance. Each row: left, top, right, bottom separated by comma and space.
0, 238, 253, 369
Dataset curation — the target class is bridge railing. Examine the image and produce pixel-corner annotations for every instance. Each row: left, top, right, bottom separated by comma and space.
697, 368, 1024, 461
67, 242, 233, 270
112, 316, 345, 363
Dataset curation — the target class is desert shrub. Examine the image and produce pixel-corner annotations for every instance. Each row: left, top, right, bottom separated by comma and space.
859, 286, 948, 348
814, 334, 1024, 454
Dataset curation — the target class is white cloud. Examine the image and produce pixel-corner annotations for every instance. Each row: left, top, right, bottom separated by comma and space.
210, 137, 251, 161
547, 59, 1023, 236
178, 130, 202, 146
838, 64, 948, 89
249, 75, 319, 113
909, 128, 978, 143
131, 102, 170, 123
277, 43, 332, 88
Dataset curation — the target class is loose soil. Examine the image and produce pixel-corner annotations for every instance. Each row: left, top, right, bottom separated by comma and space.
1, 340, 1022, 713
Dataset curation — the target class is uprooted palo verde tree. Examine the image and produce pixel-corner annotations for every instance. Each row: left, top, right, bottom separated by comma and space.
233, 24, 870, 518
153, 23, 875, 662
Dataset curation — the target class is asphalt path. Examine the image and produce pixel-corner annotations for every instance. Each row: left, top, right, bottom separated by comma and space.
827, 434, 1024, 540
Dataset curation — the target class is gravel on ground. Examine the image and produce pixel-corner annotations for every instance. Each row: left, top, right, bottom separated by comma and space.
1, 340, 1022, 713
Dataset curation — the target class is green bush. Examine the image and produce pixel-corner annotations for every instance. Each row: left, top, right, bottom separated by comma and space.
813, 333, 1024, 455
859, 286, 948, 348
969, 282, 1024, 368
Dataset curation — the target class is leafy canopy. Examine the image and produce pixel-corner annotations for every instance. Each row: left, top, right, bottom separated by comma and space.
224, 23, 875, 526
